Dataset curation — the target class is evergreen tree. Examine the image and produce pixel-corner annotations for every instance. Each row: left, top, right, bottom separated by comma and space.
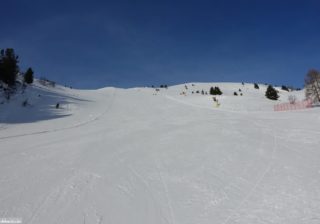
281, 85, 289, 91
215, 87, 222, 95
265, 85, 279, 100
210, 86, 223, 95
0, 48, 19, 86
210, 87, 214, 95
24, 67, 34, 84
254, 83, 259, 89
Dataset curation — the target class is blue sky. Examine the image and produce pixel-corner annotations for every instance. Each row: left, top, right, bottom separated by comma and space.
1, 0, 319, 89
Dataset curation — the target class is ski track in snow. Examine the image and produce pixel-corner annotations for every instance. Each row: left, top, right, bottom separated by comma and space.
154, 158, 177, 224
221, 121, 278, 224
0, 89, 116, 141
1, 83, 320, 224
26, 170, 102, 224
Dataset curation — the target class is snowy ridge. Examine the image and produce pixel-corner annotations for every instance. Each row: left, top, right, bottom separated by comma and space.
0, 82, 319, 224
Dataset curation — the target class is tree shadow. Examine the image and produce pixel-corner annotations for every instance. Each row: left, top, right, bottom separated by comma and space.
0, 86, 92, 124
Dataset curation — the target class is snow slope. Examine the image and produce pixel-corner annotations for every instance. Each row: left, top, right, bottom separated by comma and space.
0, 82, 319, 224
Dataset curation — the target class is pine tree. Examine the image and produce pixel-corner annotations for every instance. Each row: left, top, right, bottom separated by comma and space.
215, 87, 222, 95
0, 48, 19, 86
24, 67, 34, 84
210, 86, 223, 95
254, 83, 259, 89
210, 87, 214, 95
265, 85, 279, 100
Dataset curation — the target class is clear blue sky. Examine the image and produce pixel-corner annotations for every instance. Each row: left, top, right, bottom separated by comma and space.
1, 0, 319, 89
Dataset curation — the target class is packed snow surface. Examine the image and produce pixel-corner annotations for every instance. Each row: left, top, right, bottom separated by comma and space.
0, 82, 319, 224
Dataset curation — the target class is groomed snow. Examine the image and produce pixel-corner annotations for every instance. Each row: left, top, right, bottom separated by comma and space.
0, 82, 319, 224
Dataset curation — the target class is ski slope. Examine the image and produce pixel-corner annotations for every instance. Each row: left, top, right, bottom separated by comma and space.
0, 82, 319, 224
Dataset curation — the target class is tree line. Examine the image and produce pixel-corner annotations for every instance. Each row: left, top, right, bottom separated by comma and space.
2, 48, 319, 104
0, 48, 34, 88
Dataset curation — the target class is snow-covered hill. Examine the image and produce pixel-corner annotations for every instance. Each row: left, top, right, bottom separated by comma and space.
0, 82, 319, 224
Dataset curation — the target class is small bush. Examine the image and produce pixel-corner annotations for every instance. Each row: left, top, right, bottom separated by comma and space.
39, 77, 55, 87
254, 83, 259, 89
234, 92, 238, 96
